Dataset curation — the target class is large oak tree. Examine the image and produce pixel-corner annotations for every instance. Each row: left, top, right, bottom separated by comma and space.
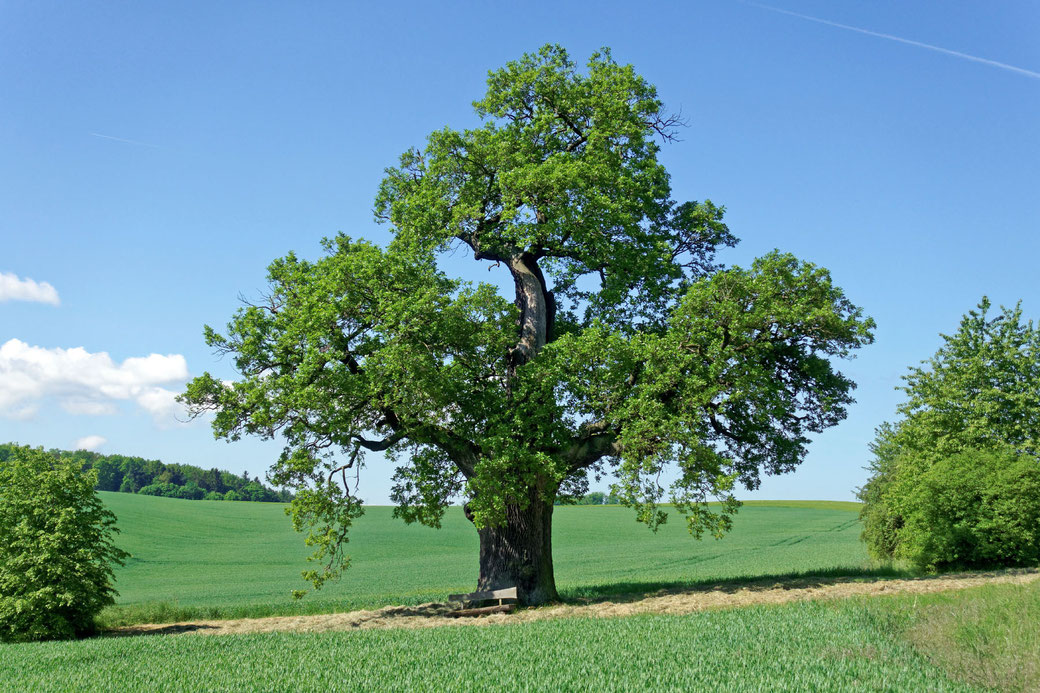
182, 46, 874, 605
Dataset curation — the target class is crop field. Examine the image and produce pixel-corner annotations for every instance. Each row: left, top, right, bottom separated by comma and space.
4, 493, 1037, 692
7, 581, 1036, 692
98, 493, 876, 624
4, 590, 1012, 692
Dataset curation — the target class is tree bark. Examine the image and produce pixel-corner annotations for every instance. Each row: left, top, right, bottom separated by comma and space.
470, 492, 559, 606
507, 252, 554, 373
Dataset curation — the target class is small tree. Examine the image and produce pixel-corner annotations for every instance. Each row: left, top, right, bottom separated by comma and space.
860, 298, 1040, 569
0, 446, 129, 641
182, 45, 873, 604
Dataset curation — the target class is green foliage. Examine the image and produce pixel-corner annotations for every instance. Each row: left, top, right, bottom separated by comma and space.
138, 482, 181, 498
872, 447, 1040, 570
558, 251, 873, 535
860, 299, 1040, 569
181, 45, 872, 595
96, 491, 870, 624
139, 481, 210, 501
178, 481, 206, 500
1, 602, 973, 692
0, 447, 128, 642
0, 443, 291, 503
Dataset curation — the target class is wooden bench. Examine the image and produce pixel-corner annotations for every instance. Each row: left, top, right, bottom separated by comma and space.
447, 587, 518, 617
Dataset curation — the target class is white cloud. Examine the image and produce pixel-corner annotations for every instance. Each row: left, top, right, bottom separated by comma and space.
73, 435, 107, 451
135, 386, 184, 419
6, 404, 38, 420
63, 399, 119, 416
0, 338, 190, 423
0, 272, 60, 305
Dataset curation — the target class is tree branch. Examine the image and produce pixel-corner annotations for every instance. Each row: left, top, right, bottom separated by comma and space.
508, 253, 552, 370
353, 431, 408, 452
562, 420, 621, 472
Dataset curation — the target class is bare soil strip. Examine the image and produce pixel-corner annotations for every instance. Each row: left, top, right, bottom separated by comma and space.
112, 569, 1040, 638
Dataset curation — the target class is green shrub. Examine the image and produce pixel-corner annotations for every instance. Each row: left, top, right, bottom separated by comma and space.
865, 446, 1040, 570
139, 481, 180, 498
902, 448, 1040, 570
0, 446, 129, 642
858, 424, 905, 559
860, 299, 1040, 570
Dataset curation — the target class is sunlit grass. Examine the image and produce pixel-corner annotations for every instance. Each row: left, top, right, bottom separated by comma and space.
97, 492, 876, 626
2, 600, 975, 692
7, 493, 1034, 692
866, 579, 1040, 692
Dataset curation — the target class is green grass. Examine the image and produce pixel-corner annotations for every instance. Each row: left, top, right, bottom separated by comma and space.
0, 599, 976, 692
867, 578, 1040, 692
98, 492, 880, 625
6, 493, 1035, 691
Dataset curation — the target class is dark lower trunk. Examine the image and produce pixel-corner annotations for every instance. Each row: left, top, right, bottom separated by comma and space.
470, 494, 559, 606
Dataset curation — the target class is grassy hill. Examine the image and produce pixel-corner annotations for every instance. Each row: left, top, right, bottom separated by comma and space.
101, 492, 873, 624
8, 493, 1038, 692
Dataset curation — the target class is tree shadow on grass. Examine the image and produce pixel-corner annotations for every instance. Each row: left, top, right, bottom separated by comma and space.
102, 602, 463, 639
104, 623, 220, 637
374, 603, 457, 618
101, 565, 1038, 638
557, 564, 925, 606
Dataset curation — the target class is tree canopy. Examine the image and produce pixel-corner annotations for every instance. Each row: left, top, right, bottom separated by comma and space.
182, 45, 873, 603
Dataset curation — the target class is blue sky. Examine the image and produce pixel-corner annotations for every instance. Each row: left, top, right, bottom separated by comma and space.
1, 1, 1037, 503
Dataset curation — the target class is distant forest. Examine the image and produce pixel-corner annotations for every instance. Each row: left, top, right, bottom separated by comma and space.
556, 491, 621, 506
0, 443, 291, 503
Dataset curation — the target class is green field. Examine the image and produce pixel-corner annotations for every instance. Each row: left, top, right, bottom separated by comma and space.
1, 593, 999, 692
99, 492, 876, 624
8, 580, 1037, 692
4, 493, 1038, 692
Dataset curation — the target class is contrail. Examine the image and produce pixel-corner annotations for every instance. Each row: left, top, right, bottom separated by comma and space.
90, 132, 162, 148
746, 1, 1040, 81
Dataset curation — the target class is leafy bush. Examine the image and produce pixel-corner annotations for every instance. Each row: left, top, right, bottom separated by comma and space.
875, 447, 1040, 570
239, 481, 280, 503
0, 446, 129, 641
139, 481, 181, 498
860, 299, 1040, 570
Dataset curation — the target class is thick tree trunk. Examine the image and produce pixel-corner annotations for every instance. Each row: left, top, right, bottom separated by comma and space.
471, 494, 559, 606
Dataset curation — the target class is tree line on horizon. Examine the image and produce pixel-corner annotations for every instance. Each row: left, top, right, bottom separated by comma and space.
556, 491, 620, 506
0, 443, 291, 503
